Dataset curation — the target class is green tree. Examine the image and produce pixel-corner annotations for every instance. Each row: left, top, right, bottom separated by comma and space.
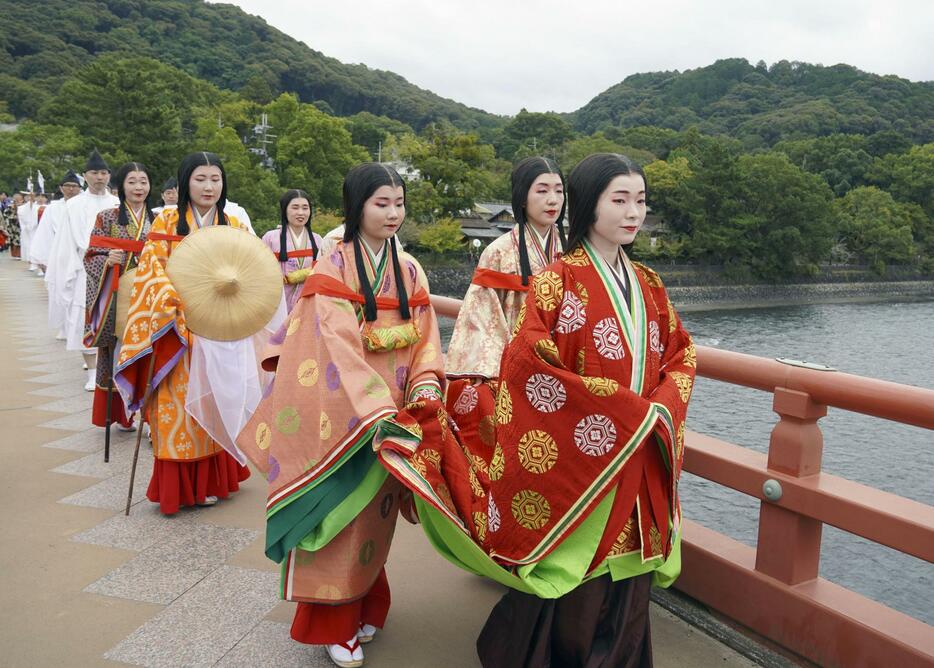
0, 122, 85, 191
275, 104, 369, 209
834, 186, 917, 271
416, 218, 465, 253
38, 54, 221, 178
494, 109, 575, 160
343, 112, 414, 159
871, 144, 934, 216
555, 133, 654, 172
193, 116, 280, 224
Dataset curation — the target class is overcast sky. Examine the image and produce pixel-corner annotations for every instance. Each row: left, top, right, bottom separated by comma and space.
224, 0, 933, 116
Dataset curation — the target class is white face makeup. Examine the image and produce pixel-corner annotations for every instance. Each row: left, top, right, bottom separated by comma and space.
587, 173, 647, 259
189, 165, 223, 213
359, 184, 405, 252
525, 172, 564, 232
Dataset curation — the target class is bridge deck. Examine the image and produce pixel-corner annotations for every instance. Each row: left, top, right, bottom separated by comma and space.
0, 254, 757, 667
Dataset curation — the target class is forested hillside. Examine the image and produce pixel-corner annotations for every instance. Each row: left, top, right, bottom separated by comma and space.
0, 0, 501, 131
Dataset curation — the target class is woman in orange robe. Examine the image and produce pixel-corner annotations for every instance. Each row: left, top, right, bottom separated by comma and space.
115, 152, 250, 515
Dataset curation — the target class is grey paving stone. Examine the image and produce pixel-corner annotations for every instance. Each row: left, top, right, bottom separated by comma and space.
26, 369, 87, 385
58, 470, 147, 510
38, 408, 94, 431
84, 523, 258, 605
35, 394, 95, 414
216, 621, 333, 667
71, 504, 198, 551
43, 428, 107, 453
25, 360, 78, 373
51, 436, 139, 478
29, 383, 89, 399
103, 566, 279, 668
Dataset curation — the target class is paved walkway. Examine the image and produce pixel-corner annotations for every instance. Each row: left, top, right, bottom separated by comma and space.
0, 253, 756, 667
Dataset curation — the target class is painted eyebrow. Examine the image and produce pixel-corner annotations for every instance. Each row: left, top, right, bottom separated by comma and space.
611, 190, 646, 194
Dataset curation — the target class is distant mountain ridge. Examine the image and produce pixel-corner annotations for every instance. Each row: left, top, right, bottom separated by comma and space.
1, 1, 932, 147
568, 58, 934, 146
0, 0, 501, 131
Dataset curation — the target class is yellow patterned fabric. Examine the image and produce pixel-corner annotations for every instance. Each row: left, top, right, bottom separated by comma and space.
114, 207, 243, 461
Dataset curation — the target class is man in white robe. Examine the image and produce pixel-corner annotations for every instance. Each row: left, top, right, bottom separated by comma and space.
151, 177, 177, 217
42, 172, 84, 335
47, 150, 118, 390
18, 191, 38, 268
32, 171, 81, 274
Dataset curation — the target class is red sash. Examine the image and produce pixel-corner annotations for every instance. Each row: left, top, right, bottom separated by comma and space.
301, 274, 430, 308
471, 267, 529, 292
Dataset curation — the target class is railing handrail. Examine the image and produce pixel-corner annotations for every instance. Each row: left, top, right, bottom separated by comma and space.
696, 346, 934, 430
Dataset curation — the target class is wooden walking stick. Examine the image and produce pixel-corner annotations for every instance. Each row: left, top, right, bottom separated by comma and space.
125, 351, 157, 516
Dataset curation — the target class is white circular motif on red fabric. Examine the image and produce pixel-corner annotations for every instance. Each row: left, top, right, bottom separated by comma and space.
593, 317, 625, 360
453, 384, 479, 415
555, 292, 586, 334
574, 414, 617, 456
525, 374, 567, 413
487, 493, 501, 533
649, 321, 661, 353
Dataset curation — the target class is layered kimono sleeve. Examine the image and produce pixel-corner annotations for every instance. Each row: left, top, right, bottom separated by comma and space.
83, 211, 117, 348
114, 215, 188, 411
236, 258, 400, 563
445, 243, 514, 380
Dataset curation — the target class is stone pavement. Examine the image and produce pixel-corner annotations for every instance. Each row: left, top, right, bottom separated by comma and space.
0, 253, 756, 667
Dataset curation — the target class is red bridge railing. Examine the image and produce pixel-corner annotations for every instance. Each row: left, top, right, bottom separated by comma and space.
429, 295, 934, 668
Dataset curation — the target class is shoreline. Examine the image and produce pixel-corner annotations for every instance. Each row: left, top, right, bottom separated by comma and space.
666, 280, 934, 313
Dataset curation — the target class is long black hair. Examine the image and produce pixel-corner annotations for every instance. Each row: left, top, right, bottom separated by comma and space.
341, 163, 409, 322
511, 156, 567, 285
278, 189, 318, 262
175, 152, 228, 236
114, 162, 154, 229
567, 153, 648, 253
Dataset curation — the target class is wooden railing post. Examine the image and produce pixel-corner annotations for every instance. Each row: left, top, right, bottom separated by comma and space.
755, 387, 827, 584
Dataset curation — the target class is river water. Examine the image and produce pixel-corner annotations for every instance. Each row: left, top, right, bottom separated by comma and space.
438, 299, 934, 624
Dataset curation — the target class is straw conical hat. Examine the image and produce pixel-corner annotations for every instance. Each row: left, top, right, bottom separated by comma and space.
115, 266, 137, 339
165, 225, 283, 341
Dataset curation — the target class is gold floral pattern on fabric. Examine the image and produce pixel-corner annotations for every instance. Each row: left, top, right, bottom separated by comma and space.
676, 423, 686, 459
287, 317, 301, 336
608, 517, 638, 556
667, 300, 678, 333
437, 482, 456, 513
315, 584, 343, 600
562, 246, 590, 267
411, 453, 428, 478
297, 359, 319, 387
581, 376, 620, 397
517, 430, 559, 474
670, 371, 694, 403
649, 525, 664, 556
575, 282, 590, 306
319, 411, 332, 439
635, 263, 664, 288
576, 349, 586, 374
473, 511, 488, 541
361, 321, 421, 352
511, 489, 551, 530
255, 422, 271, 450
469, 467, 485, 498
416, 342, 438, 365
275, 406, 301, 435
478, 415, 496, 447
533, 271, 563, 311
512, 303, 527, 337
683, 343, 697, 369
471, 454, 489, 476
422, 448, 441, 470
495, 382, 513, 425
489, 443, 505, 481
534, 338, 562, 366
